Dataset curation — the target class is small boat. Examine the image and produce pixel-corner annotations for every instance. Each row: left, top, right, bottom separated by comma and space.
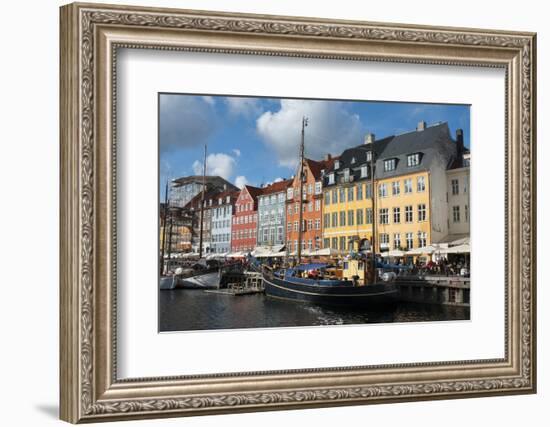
262, 262, 398, 307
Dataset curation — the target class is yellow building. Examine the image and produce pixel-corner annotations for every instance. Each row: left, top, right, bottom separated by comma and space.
322, 122, 467, 255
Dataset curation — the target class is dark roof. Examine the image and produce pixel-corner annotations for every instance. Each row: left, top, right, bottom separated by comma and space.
307, 157, 338, 179
260, 178, 292, 195
243, 185, 263, 199
324, 122, 459, 186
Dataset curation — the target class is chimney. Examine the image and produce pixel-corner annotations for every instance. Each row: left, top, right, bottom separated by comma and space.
456, 129, 465, 160
324, 153, 332, 161
417, 121, 426, 131
364, 133, 375, 144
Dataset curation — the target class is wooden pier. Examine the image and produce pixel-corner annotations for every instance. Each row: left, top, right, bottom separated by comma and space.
205, 271, 264, 296
395, 276, 470, 307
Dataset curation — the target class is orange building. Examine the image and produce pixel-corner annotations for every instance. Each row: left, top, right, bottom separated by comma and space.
285, 157, 335, 254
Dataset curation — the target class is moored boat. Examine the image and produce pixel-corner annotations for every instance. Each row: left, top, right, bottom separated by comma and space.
262, 263, 398, 306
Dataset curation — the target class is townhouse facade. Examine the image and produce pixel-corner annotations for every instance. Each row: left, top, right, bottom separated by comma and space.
286, 158, 333, 253
257, 179, 292, 247
231, 185, 261, 253
209, 189, 239, 254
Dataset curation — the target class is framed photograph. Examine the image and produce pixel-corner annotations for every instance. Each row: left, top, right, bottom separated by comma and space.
60, 2, 537, 423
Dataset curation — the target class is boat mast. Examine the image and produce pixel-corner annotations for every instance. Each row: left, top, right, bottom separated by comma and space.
296, 116, 308, 265
198, 144, 207, 257
370, 149, 376, 284
160, 180, 169, 275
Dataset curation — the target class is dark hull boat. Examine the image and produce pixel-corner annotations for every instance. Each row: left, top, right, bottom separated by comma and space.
262, 268, 398, 307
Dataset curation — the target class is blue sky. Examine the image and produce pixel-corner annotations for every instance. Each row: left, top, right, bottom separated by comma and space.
159, 93, 470, 192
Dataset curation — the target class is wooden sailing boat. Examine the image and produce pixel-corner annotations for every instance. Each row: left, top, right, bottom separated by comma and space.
262, 117, 399, 306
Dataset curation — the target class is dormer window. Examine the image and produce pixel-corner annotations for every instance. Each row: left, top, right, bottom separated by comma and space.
384, 158, 396, 172
366, 151, 372, 162
351, 157, 356, 164
334, 160, 340, 170
343, 168, 350, 182
361, 165, 368, 178
328, 173, 335, 185
407, 153, 421, 167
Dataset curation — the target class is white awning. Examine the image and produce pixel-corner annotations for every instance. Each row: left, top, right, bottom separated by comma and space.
441, 243, 471, 254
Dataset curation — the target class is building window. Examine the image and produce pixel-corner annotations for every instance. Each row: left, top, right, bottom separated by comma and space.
328, 173, 335, 185
331, 212, 338, 227
315, 181, 322, 194
357, 184, 363, 200
331, 189, 338, 204
360, 165, 368, 178
417, 176, 426, 192
308, 202, 313, 212
418, 231, 427, 247
324, 192, 330, 205
384, 159, 396, 171
366, 208, 373, 224
452, 179, 459, 195
365, 183, 372, 199
340, 211, 346, 226
405, 205, 413, 223
357, 209, 364, 225
324, 213, 330, 228
315, 237, 321, 249
393, 207, 401, 223
287, 222, 292, 232
294, 221, 299, 231
339, 236, 346, 251
324, 238, 330, 248
315, 219, 321, 230
366, 151, 372, 162
339, 187, 346, 203
464, 176, 469, 194
380, 233, 389, 247
453, 205, 460, 222
348, 210, 354, 226
307, 184, 313, 195
378, 183, 387, 198
287, 205, 292, 215
406, 232, 414, 249
307, 219, 313, 230
348, 186, 354, 201
379, 208, 389, 224
418, 204, 427, 222
404, 178, 413, 193
465, 204, 469, 221
331, 237, 338, 249
343, 168, 350, 183
334, 160, 340, 170
407, 153, 420, 167
392, 181, 400, 196
393, 233, 401, 249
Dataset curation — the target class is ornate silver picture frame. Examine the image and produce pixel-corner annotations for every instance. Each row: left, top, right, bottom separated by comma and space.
60, 2, 536, 423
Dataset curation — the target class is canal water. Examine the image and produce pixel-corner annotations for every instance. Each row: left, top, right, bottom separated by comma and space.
159, 289, 470, 332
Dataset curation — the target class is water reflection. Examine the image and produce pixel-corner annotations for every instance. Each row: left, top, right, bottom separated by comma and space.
159, 289, 470, 332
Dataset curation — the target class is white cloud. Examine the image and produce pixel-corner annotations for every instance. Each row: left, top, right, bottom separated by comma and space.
234, 175, 249, 189
232, 148, 241, 157
256, 99, 363, 168
193, 153, 236, 180
160, 95, 217, 152
202, 96, 215, 106
226, 97, 263, 118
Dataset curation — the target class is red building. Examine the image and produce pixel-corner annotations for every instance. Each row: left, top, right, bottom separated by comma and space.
231, 185, 262, 253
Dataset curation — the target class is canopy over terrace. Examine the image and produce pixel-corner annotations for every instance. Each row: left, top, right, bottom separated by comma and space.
441, 243, 471, 254
381, 249, 407, 258
251, 244, 286, 258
